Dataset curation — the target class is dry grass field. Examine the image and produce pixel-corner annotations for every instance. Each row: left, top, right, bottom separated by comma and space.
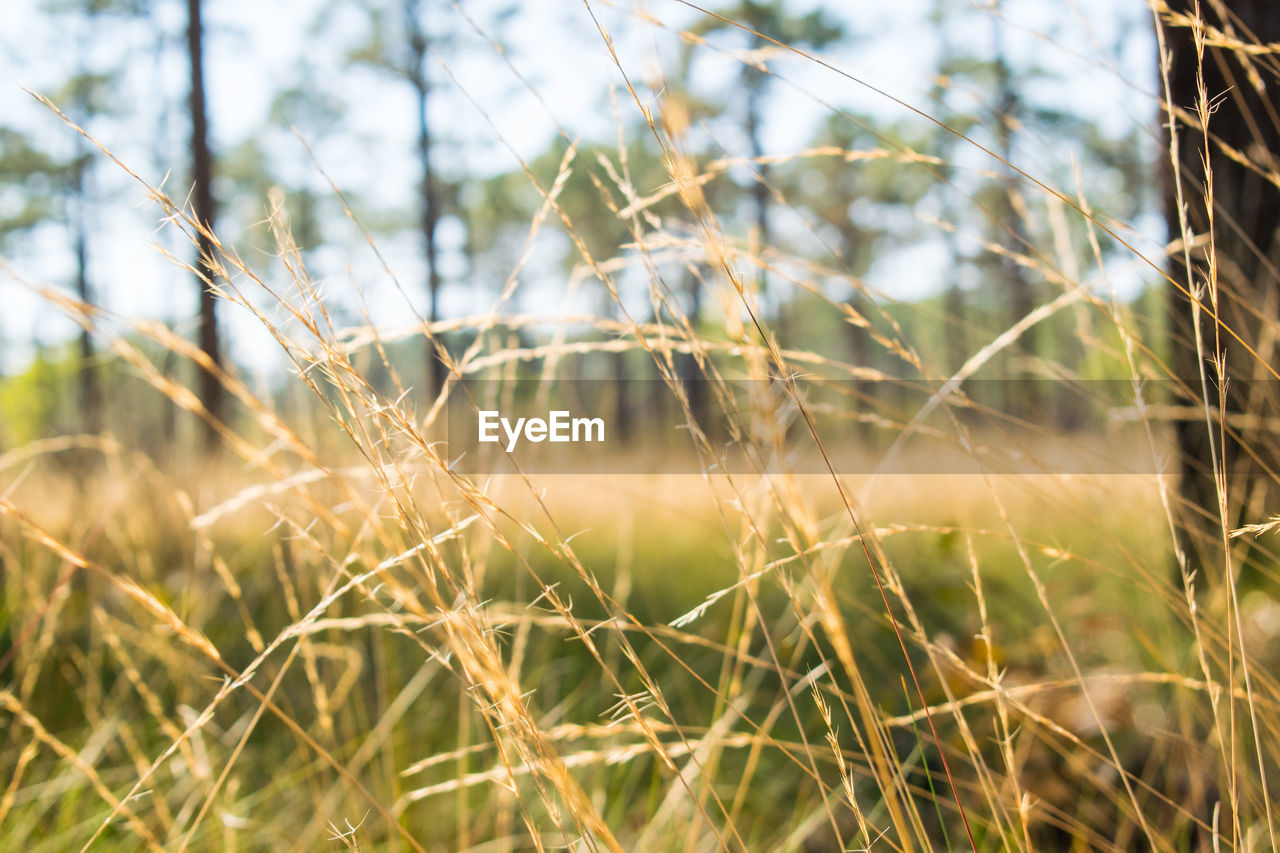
3, 1, 1280, 851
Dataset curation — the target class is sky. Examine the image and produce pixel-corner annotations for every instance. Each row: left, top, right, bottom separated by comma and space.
0, 0, 1161, 382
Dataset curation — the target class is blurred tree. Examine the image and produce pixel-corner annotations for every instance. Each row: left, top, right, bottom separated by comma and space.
263, 74, 345, 263
407, 0, 445, 396
937, 5, 1148, 425
989, 0, 1036, 416
0, 129, 61, 241
348, 0, 455, 396
1162, 0, 1280, 569
60, 86, 103, 437
0, 344, 76, 446
466, 134, 678, 436
793, 113, 934, 426
928, 0, 973, 376
4, 0, 150, 437
680, 1, 844, 342
0, 126, 62, 408
186, 0, 223, 449
220, 136, 326, 264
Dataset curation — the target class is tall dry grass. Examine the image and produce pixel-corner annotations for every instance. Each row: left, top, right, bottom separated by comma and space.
2, 2, 1279, 850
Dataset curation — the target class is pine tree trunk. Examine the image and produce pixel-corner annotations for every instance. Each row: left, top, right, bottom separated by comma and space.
408, 0, 445, 398
992, 5, 1037, 419
679, 267, 707, 439
71, 155, 101, 437
1163, 0, 1280, 569
744, 51, 775, 346
187, 0, 223, 450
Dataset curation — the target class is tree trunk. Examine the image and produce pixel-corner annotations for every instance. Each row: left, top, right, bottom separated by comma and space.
70, 154, 101, 437
187, 0, 223, 451
1164, 0, 1280, 569
931, 0, 966, 383
678, 267, 708, 440
992, 5, 1037, 419
408, 0, 445, 397
744, 59, 773, 341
